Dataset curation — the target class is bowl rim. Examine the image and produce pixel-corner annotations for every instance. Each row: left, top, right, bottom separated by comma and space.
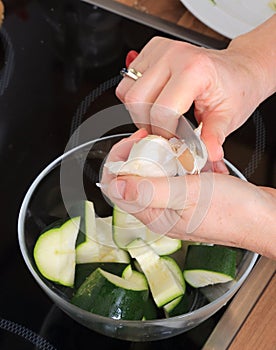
17, 133, 259, 325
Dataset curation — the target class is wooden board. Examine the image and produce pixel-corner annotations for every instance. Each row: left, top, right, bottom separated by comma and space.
114, 0, 228, 41
229, 272, 276, 350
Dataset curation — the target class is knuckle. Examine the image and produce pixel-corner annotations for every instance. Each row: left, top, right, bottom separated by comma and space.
115, 84, 124, 101
124, 91, 141, 105
150, 104, 178, 123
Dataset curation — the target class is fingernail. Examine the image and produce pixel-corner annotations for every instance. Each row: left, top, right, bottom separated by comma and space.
96, 182, 108, 189
109, 180, 126, 200
126, 50, 139, 68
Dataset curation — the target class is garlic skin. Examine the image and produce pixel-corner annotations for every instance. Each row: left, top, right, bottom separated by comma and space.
105, 126, 208, 177
168, 123, 208, 175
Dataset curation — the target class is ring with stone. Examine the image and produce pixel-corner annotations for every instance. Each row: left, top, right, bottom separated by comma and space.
120, 67, 143, 81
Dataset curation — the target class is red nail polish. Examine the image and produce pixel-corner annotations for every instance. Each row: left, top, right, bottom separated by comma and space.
126, 50, 139, 68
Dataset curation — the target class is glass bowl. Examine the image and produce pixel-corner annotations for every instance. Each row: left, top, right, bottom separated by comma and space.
18, 133, 258, 342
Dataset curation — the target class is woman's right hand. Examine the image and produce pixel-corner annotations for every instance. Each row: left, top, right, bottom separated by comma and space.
116, 15, 276, 162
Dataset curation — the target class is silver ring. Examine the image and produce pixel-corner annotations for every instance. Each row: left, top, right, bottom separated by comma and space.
120, 67, 143, 81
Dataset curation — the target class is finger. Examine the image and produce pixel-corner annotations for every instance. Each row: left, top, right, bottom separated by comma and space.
116, 38, 170, 128
116, 64, 153, 132
100, 129, 148, 185
198, 116, 227, 161
124, 102, 153, 132
123, 63, 172, 134
116, 49, 151, 103
107, 174, 213, 235
107, 174, 200, 211
212, 160, 229, 174
116, 37, 177, 134
117, 66, 171, 133
150, 69, 209, 137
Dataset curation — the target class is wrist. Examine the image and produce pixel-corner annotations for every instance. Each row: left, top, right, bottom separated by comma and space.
240, 185, 276, 259
228, 14, 276, 103
252, 187, 276, 259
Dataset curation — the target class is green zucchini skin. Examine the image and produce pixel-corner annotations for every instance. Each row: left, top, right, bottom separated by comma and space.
183, 245, 237, 287
164, 287, 197, 317
71, 268, 148, 320
40, 217, 69, 234
142, 298, 159, 320
184, 245, 237, 277
74, 263, 128, 289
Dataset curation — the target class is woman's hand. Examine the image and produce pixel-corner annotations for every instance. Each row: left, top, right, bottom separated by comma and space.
116, 14, 276, 162
101, 132, 276, 260
106, 171, 276, 259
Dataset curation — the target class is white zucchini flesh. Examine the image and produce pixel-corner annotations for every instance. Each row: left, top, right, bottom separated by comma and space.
162, 256, 186, 313
113, 206, 181, 255
183, 270, 234, 288
101, 269, 148, 290
121, 265, 148, 289
33, 217, 80, 287
76, 202, 130, 264
127, 239, 185, 307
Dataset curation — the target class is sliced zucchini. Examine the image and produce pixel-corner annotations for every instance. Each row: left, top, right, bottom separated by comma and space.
71, 200, 97, 245
122, 265, 160, 320
75, 200, 130, 264
74, 262, 128, 289
71, 267, 148, 320
33, 217, 80, 287
127, 239, 185, 307
122, 264, 148, 288
162, 256, 186, 315
162, 256, 185, 289
164, 287, 197, 317
183, 245, 237, 288
113, 206, 181, 255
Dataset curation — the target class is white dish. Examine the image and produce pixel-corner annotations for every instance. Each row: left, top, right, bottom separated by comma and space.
180, 0, 275, 39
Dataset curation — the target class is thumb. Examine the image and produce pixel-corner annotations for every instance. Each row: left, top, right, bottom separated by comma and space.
107, 175, 198, 212
106, 174, 215, 235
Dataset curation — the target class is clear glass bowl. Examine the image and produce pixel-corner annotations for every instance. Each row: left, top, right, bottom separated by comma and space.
18, 133, 258, 342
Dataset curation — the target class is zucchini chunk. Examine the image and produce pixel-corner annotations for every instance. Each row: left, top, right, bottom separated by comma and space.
74, 200, 130, 264
71, 267, 148, 320
127, 239, 185, 307
162, 255, 186, 315
183, 245, 237, 288
33, 217, 80, 287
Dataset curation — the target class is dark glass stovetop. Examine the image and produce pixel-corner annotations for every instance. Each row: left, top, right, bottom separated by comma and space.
0, 1, 275, 349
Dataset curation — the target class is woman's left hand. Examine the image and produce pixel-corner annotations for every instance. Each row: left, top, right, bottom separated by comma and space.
101, 131, 276, 259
